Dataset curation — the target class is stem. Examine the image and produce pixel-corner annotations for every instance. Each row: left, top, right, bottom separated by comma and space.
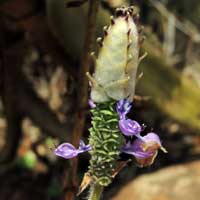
88, 184, 103, 200
63, 0, 100, 199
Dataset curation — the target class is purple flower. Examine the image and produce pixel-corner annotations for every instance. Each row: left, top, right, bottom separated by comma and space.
119, 118, 142, 137
116, 99, 132, 119
89, 99, 96, 108
54, 140, 91, 159
122, 132, 167, 167
78, 140, 92, 153
116, 99, 142, 137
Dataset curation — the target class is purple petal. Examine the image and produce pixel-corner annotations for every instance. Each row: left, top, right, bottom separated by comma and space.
54, 140, 92, 159
143, 132, 161, 144
116, 99, 132, 119
119, 118, 142, 136
89, 99, 96, 108
122, 132, 167, 166
54, 143, 79, 159
122, 141, 154, 159
79, 140, 86, 149
78, 140, 92, 153
141, 132, 167, 153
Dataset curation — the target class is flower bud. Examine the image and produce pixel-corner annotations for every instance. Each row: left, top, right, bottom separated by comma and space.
88, 7, 140, 102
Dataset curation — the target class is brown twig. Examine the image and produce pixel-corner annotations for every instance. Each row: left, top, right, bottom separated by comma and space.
63, 0, 100, 199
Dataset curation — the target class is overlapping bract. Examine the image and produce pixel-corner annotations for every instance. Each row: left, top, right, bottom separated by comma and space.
54, 99, 166, 167
89, 7, 140, 102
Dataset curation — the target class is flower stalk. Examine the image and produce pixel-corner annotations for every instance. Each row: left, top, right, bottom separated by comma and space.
88, 184, 103, 200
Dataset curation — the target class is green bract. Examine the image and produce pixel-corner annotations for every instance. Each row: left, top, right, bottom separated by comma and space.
87, 7, 141, 187
88, 7, 139, 102
88, 100, 123, 186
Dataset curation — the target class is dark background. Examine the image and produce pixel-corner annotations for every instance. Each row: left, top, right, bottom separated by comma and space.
0, 0, 200, 200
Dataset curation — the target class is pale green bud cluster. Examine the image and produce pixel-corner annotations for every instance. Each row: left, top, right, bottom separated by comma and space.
88, 7, 140, 102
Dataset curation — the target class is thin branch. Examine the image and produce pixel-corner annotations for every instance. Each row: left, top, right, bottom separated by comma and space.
148, 0, 200, 42
62, 0, 100, 199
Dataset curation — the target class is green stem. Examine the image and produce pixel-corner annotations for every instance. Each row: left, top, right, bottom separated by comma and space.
88, 184, 103, 200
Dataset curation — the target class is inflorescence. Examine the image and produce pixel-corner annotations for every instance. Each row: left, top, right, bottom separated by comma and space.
54, 99, 167, 167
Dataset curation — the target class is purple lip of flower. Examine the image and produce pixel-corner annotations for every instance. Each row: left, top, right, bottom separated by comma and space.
119, 118, 142, 137
88, 99, 96, 108
116, 99, 132, 119
78, 140, 92, 153
54, 140, 91, 159
121, 132, 167, 166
